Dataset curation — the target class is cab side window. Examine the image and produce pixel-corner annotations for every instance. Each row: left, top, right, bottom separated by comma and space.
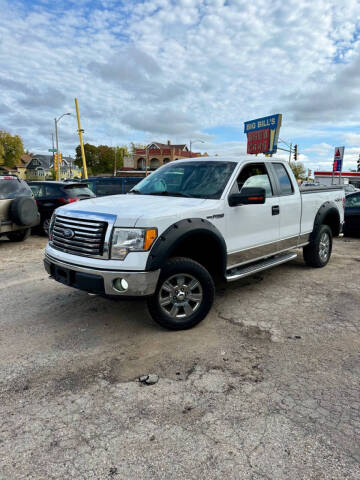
232, 163, 273, 197
272, 163, 294, 195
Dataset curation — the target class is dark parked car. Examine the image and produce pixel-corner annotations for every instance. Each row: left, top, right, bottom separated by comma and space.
344, 191, 360, 236
28, 181, 95, 235
81, 176, 143, 196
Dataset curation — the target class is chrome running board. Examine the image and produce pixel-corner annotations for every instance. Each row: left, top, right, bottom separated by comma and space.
226, 252, 298, 282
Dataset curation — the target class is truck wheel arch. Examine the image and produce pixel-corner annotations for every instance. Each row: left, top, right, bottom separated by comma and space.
146, 218, 227, 280
312, 202, 341, 239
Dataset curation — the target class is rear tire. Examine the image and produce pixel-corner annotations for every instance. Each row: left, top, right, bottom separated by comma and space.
303, 225, 332, 267
147, 257, 215, 330
7, 228, 31, 242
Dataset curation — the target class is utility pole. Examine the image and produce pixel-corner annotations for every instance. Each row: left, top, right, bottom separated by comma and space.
75, 98, 88, 179
288, 142, 292, 164
113, 147, 117, 176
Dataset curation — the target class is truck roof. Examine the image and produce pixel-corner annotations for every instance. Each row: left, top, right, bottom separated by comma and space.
174, 155, 288, 164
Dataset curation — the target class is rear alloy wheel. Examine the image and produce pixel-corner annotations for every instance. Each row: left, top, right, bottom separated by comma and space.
147, 257, 215, 330
303, 224, 332, 268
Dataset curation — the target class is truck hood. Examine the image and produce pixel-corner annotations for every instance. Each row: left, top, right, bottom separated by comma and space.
55, 194, 209, 227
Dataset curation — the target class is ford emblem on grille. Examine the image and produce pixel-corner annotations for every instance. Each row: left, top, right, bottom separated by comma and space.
63, 228, 75, 239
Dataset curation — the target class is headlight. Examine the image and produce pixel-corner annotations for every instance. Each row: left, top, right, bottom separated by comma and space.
111, 228, 157, 260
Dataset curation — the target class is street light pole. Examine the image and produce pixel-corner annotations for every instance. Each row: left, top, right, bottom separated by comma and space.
189, 139, 205, 158
54, 112, 71, 181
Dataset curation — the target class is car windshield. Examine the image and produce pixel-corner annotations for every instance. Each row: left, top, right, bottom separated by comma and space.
130, 161, 236, 199
0, 177, 32, 199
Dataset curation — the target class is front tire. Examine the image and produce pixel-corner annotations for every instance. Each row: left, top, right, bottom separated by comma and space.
303, 225, 332, 267
147, 257, 215, 330
7, 228, 31, 242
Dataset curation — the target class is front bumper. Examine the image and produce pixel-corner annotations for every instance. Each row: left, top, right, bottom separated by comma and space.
44, 253, 160, 297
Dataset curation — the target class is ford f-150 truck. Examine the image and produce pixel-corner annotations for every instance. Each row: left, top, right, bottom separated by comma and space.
44, 157, 344, 330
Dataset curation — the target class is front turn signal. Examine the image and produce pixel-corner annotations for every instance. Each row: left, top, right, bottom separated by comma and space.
144, 228, 157, 250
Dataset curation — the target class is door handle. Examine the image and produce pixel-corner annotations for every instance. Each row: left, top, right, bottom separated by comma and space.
272, 205, 280, 215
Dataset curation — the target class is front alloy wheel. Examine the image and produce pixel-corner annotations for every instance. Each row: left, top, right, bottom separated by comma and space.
147, 257, 215, 330
158, 273, 203, 319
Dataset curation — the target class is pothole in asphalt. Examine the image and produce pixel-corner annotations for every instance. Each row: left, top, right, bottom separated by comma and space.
218, 314, 282, 342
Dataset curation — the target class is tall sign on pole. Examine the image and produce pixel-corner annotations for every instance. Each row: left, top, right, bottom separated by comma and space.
244, 114, 282, 155
332, 146, 344, 185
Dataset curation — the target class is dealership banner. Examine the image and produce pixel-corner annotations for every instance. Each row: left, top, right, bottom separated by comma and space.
244, 114, 282, 155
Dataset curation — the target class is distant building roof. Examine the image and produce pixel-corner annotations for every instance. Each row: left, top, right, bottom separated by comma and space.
14, 153, 33, 168
147, 142, 188, 151
27, 154, 74, 169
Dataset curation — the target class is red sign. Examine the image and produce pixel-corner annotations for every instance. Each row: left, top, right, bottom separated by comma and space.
247, 129, 270, 154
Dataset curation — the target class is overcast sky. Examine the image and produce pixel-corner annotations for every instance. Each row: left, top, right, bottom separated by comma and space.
0, 0, 360, 172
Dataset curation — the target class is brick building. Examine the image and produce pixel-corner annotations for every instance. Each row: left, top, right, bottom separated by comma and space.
130, 141, 202, 171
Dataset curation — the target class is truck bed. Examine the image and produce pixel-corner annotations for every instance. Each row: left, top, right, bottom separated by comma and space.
300, 185, 344, 194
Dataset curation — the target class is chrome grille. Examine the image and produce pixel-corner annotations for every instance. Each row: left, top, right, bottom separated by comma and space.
51, 214, 108, 257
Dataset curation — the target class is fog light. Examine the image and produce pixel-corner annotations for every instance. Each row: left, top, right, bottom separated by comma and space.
113, 278, 129, 292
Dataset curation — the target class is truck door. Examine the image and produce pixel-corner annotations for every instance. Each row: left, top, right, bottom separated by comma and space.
225, 162, 280, 267
270, 163, 301, 244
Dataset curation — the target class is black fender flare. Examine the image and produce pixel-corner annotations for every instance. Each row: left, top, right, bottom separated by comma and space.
310, 201, 340, 240
146, 218, 227, 274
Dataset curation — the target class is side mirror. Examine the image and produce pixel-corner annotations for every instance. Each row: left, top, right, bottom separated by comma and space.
228, 187, 266, 207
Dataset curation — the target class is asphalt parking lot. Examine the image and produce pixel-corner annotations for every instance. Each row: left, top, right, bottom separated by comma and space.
0, 234, 360, 479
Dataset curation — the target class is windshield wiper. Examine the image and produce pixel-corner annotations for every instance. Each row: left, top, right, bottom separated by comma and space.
148, 191, 192, 198
128, 189, 141, 194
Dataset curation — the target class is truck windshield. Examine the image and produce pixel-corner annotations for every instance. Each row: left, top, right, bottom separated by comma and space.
130, 161, 236, 199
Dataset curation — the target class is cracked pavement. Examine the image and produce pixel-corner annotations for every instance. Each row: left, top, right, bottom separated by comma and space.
0, 235, 359, 479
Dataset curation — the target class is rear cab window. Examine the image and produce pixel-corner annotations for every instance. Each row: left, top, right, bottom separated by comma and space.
271, 163, 294, 195
0, 176, 33, 199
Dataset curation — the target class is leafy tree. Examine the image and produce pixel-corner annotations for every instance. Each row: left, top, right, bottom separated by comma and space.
75, 143, 99, 176
289, 161, 306, 180
0, 142, 4, 164
114, 145, 130, 171
0, 131, 25, 167
97, 145, 115, 174
75, 143, 131, 175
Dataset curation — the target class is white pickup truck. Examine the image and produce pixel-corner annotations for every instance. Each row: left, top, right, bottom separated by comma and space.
44, 157, 344, 330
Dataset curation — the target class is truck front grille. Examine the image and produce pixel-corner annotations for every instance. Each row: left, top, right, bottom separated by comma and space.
51, 214, 108, 258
